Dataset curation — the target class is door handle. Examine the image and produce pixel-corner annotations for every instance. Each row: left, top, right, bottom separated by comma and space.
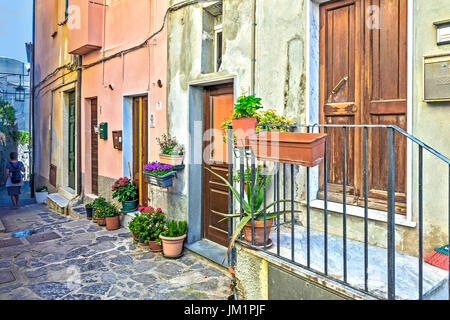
331, 76, 348, 95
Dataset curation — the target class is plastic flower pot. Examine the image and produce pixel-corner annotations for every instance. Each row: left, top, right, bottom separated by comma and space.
242, 219, 274, 248
85, 207, 93, 220
249, 132, 327, 167
35, 191, 48, 204
159, 154, 184, 166
144, 171, 175, 188
121, 199, 138, 213
105, 216, 120, 231
148, 240, 163, 252
160, 233, 187, 258
232, 116, 257, 147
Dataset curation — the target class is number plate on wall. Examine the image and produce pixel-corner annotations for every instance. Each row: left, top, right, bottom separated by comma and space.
424, 54, 450, 102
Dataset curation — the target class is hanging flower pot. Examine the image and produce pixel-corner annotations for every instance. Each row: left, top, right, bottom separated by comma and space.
249, 132, 327, 167
159, 154, 184, 166
232, 116, 257, 147
144, 171, 175, 188
143, 162, 176, 188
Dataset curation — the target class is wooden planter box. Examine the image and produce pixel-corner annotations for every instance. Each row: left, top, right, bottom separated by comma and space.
144, 171, 175, 188
159, 154, 184, 166
249, 132, 327, 167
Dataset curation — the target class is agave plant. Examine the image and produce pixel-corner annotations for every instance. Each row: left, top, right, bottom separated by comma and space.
206, 166, 297, 259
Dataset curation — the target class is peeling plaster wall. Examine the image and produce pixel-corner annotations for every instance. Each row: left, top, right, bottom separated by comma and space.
165, 0, 309, 236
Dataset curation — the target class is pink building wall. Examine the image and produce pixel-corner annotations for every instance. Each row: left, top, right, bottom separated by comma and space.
78, 0, 168, 196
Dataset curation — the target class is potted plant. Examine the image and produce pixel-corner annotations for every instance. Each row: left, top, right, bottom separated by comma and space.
138, 206, 165, 252
159, 219, 188, 258
157, 133, 185, 166
94, 206, 107, 226
112, 177, 138, 213
91, 197, 107, 223
230, 95, 263, 147
35, 186, 48, 204
104, 204, 121, 231
143, 162, 176, 188
133, 215, 151, 248
205, 166, 297, 258
128, 215, 139, 241
85, 202, 94, 220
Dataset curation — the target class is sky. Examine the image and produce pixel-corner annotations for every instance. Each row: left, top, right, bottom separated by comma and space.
0, 0, 33, 63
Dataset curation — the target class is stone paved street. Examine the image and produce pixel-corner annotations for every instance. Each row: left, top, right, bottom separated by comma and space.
0, 200, 232, 300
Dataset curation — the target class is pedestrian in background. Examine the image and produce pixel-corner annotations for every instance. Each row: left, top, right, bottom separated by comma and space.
2, 152, 25, 209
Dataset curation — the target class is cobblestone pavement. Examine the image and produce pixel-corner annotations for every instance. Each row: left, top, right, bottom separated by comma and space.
0, 201, 232, 300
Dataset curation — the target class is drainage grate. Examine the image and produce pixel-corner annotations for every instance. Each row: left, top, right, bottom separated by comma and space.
0, 238, 23, 248
26, 232, 61, 244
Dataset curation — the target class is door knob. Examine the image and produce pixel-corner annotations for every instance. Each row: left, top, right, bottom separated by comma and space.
352, 105, 357, 112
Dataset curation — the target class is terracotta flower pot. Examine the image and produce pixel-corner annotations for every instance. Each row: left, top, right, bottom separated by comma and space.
159, 154, 184, 166
160, 234, 187, 258
148, 240, 163, 252
249, 132, 327, 167
97, 217, 106, 226
232, 117, 257, 147
105, 216, 120, 231
243, 218, 273, 247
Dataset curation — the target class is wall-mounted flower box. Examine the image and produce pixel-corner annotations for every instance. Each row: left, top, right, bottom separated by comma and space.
144, 171, 176, 188
159, 154, 184, 166
143, 162, 177, 188
249, 132, 327, 167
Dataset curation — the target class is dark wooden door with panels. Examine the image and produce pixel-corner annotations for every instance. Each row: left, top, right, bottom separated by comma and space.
319, 0, 408, 214
202, 84, 234, 246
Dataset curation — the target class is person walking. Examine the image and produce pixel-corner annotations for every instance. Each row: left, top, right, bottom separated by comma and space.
2, 152, 25, 209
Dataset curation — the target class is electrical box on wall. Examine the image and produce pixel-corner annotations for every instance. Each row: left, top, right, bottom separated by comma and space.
424, 53, 450, 102
99, 122, 108, 140
112, 131, 122, 150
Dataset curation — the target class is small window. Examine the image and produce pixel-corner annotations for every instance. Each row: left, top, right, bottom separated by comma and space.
214, 25, 223, 72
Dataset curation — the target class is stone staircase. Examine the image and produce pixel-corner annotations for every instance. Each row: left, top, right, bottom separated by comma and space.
46, 186, 80, 217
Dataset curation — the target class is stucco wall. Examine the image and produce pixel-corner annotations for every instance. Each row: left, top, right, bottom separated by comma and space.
165, 0, 308, 238
411, 0, 450, 254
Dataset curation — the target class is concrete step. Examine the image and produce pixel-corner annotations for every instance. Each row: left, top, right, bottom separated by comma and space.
58, 186, 76, 201
268, 225, 448, 300
46, 193, 70, 216
69, 205, 87, 220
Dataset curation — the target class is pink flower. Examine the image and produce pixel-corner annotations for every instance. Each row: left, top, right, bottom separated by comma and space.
138, 206, 145, 212
156, 208, 162, 213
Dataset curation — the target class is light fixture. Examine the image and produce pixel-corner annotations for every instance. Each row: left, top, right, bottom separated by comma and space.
15, 75, 25, 102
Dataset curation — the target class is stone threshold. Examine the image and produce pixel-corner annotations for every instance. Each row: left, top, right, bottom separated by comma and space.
185, 239, 229, 269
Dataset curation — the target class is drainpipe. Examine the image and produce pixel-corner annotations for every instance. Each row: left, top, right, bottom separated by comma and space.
76, 57, 82, 196
30, 0, 36, 198
250, 0, 256, 96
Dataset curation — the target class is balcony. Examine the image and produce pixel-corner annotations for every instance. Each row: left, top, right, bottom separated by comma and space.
68, 0, 103, 56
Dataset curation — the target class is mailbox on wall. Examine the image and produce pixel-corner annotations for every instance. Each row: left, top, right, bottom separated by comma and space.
424, 53, 450, 102
99, 122, 108, 140
112, 131, 123, 150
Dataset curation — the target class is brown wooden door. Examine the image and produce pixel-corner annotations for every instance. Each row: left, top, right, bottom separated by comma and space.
91, 98, 99, 195
202, 84, 234, 246
319, 0, 407, 214
132, 96, 149, 206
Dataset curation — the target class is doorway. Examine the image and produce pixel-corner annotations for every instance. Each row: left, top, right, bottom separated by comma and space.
132, 96, 149, 206
90, 98, 99, 195
68, 91, 76, 190
318, 0, 408, 213
202, 84, 234, 246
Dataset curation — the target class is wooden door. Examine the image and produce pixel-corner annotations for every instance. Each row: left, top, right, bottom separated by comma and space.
68, 91, 76, 190
132, 96, 149, 206
319, 0, 407, 213
91, 98, 99, 195
202, 84, 234, 246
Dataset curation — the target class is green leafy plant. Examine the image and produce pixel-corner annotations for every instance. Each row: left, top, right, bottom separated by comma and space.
156, 133, 184, 156
36, 186, 48, 192
160, 219, 187, 238
92, 197, 107, 208
85, 202, 95, 209
232, 95, 263, 119
104, 204, 119, 218
112, 177, 138, 202
205, 166, 298, 259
